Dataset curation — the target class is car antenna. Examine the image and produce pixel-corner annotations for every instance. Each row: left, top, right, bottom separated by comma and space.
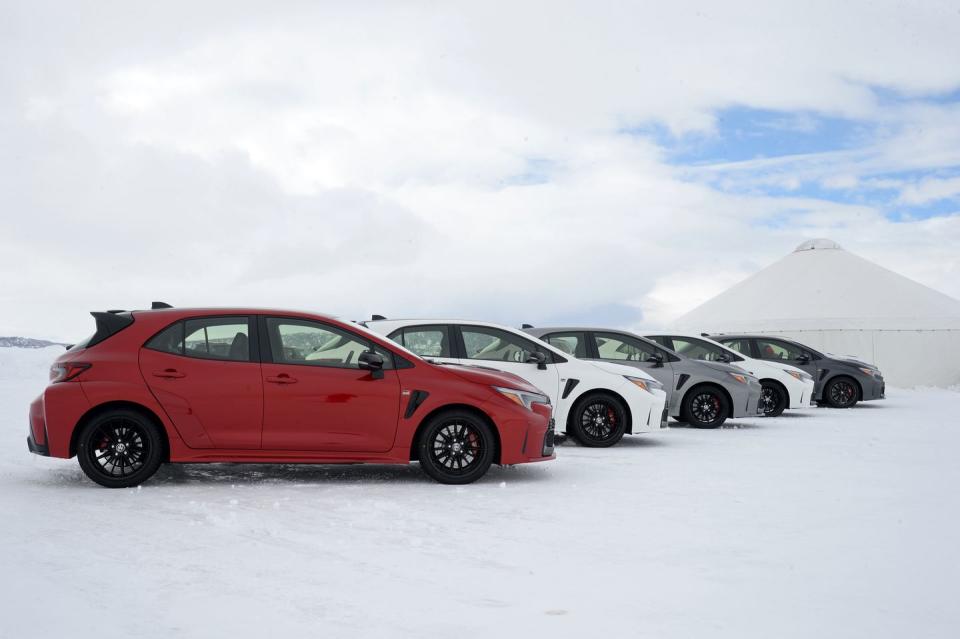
151, 301, 173, 309
371, 314, 387, 320
521, 323, 534, 329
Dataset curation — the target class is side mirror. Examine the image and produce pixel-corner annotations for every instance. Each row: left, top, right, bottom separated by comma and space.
717, 353, 731, 363
358, 351, 385, 379
526, 351, 548, 370
645, 354, 665, 368
797, 354, 811, 364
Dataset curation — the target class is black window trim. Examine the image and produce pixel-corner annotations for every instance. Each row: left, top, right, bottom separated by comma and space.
142, 315, 259, 363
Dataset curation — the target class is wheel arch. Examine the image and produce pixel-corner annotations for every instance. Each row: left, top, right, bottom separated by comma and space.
70, 400, 171, 461
410, 404, 502, 464
682, 382, 734, 419
760, 378, 790, 405
566, 388, 634, 434
826, 374, 863, 401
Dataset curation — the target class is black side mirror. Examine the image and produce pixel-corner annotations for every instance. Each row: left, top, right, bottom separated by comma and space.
526, 351, 548, 370
717, 353, 731, 363
358, 351, 385, 379
797, 354, 811, 364
645, 354, 665, 368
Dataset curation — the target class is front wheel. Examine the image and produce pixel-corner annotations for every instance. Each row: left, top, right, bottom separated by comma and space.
76, 409, 164, 488
823, 377, 859, 408
418, 411, 496, 484
568, 392, 628, 447
759, 382, 788, 417
681, 386, 729, 429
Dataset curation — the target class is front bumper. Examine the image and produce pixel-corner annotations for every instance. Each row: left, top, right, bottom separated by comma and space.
730, 379, 763, 418
862, 377, 886, 401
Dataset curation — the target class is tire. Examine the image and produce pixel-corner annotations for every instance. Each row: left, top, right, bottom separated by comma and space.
76, 409, 164, 488
823, 376, 860, 408
417, 410, 496, 484
759, 381, 788, 417
568, 392, 628, 447
680, 385, 729, 429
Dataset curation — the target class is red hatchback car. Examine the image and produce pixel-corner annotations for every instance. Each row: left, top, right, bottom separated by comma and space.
28, 305, 555, 487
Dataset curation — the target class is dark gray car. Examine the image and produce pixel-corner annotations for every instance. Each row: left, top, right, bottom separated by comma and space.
524, 326, 763, 428
710, 334, 885, 408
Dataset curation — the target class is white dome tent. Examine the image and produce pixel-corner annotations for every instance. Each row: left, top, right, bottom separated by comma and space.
675, 239, 960, 388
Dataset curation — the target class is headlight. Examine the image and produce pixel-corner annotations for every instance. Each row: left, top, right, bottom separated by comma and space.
493, 386, 550, 411
625, 376, 663, 394
786, 370, 813, 382
727, 372, 749, 384
858, 367, 879, 377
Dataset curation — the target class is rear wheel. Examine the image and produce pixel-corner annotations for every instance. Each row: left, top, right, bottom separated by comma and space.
418, 411, 495, 484
759, 382, 788, 417
681, 385, 729, 429
76, 409, 164, 488
824, 376, 859, 408
568, 392, 628, 447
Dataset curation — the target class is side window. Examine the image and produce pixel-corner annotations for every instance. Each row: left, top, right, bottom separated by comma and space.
183, 317, 251, 362
461, 326, 550, 363
145, 322, 185, 355
722, 339, 753, 356
543, 332, 587, 358
593, 333, 658, 362
670, 337, 733, 362
267, 318, 391, 369
756, 338, 802, 361
392, 325, 451, 358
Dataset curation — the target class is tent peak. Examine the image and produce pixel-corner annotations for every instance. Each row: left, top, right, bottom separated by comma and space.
794, 238, 843, 252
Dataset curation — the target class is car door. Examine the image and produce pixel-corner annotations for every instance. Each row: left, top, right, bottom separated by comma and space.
589, 331, 675, 389
754, 337, 817, 377
259, 316, 401, 452
140, 315, 263, 449
456, 325, 561, 403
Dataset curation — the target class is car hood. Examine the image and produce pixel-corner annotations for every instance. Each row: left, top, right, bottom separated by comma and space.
586, 360, 656, 381
434, 362, 544, 394
826, 353, 875, 369
696, 360, 747, 376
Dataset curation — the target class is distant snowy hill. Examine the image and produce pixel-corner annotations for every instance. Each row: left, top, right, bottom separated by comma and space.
0, 336, 67, 349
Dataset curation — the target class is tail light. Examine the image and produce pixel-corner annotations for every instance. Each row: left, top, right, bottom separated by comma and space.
50, 362, 91, 383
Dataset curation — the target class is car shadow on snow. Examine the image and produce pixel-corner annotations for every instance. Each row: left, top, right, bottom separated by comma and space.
142, 460, 555, 487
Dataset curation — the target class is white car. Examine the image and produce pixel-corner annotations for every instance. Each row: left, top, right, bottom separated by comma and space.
644, 333, 815, 417
365, 318, 668, 447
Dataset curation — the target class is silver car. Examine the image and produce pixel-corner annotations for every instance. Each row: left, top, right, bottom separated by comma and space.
523, 326, 764, 428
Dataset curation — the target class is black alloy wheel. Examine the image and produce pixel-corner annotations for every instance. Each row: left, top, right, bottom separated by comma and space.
824, 377, 859, 408
77, 409, 164, 488
569, 393, 627, 447
682, 386, 729, 428
759, 383, 788, 417
418, 411, 495, 484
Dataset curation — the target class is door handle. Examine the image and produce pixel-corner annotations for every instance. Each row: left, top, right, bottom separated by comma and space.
266, 374, 297, 384
152, 369, 185, 379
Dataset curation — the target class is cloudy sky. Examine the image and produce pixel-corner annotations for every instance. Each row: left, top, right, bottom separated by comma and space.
2, 1, 959, 341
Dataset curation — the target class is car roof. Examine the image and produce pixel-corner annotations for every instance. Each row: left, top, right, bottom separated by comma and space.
133, 307, 340, 321
527, 325, 681, 350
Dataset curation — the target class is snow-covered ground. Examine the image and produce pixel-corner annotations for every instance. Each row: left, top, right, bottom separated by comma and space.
1, 346, 958, 638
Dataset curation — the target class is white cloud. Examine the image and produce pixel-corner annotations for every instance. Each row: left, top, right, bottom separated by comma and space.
1, 1, 959, 340
897, 176, 960, 205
